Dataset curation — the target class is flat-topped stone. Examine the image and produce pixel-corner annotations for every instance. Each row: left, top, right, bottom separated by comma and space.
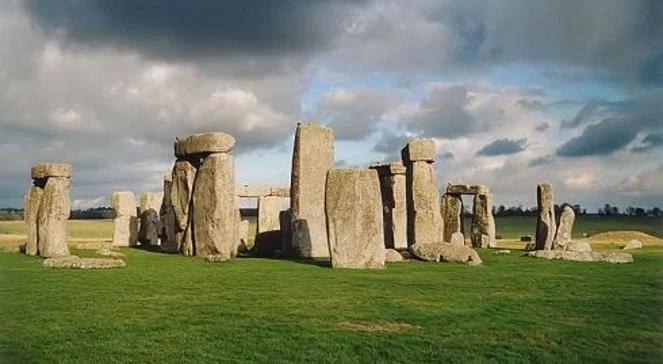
401, 139, 436, 162
235, 185, 290, 198
31, 163, 72, 179
174, 132, 235, 157
446, 183, 489, 195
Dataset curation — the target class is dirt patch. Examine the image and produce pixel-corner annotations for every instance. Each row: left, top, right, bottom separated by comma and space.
336, 321, 420, 333
587, 231, 663, 246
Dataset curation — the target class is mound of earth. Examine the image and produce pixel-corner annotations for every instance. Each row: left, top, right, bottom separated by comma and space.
587, 231, 663, 246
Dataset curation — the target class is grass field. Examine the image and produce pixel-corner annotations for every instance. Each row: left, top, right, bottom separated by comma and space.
1, 216, 662, 363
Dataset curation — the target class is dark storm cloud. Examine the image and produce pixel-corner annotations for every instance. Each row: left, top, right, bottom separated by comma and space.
631, 132, 663, 153
23, 0, 362, 59
405, 86, 479, 139
556, 117, 639, 157
476, 138, 527, 156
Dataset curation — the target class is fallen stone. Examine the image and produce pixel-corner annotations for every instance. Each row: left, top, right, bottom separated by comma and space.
325, 169, 385, 269
445, 183, 489, 195
410, 242, 482, 265
527, 250, 633, 264
623, 239, 643, 250
385, 249, 404, 262
553, 205, 575, 250
30, 163, 72, 179
535, 183, 556, 250
495, 250, 511, 254
43, 256, 126, 269
566, 240, 592, 252
174, 132, 236, 157
449, 232, 465, 246
37, 176, 70, 258
290, 122, 334, 258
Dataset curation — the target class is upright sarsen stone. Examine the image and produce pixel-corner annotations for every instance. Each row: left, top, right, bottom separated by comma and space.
254, 195, 284, 256
325, 169, 385, 269
441, 194, 463, 244
290, 122, 334, 257
37, 176, 70, 258
111, 191, 138, 247
171, 159, 198, 255
370, 162, 407, 250
402, 139, 444, 245
535, 183, 556, 250
470, 193, 496, 248
553, 205, 575, 250
24, 184, 44, 255
193, 153, 237, 259
138, 191, 162, 246
159, 176, 178, 252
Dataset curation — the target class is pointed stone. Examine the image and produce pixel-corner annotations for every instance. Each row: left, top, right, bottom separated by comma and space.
535, 183, 556, 250
553, 205, 575, 250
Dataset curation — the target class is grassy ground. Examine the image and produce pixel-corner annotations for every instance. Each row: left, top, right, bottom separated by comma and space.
1, 217, 662, 363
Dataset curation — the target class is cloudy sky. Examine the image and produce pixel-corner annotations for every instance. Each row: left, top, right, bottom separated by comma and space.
1, 0, 661, 210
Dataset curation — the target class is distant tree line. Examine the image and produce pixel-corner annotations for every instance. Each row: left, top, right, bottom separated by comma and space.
460, 203, 662, 218
0, 207, 115, 220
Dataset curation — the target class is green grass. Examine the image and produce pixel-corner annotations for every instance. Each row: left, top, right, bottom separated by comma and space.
0, 219, 113, 240
1, 217, 662, 363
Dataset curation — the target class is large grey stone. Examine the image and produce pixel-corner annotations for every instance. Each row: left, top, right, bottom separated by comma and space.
623, 239, 643, 250
171, 159, 198, 255
446, 184, 489, 195
37, 176, 70, 258
24, 184, 43, 256
138, 209, 159, 246
527, 250, 633, 263
238, 219, 250, 254
402, 141, 444, 245
441, 193, 463, 243
401, 139, 436, 162
30, 163, 72, 179
139, 192, 163, 215
174, 132, 236, 157
325, 169, 385, 269
410, 242, 482, 265
192, 153, 237, 259
254, 196, 285, 256
279, 209, 292, 254
159, 176, 178, 252
370, 162, 408, 250
535, 183, 556, 250
471, 193, 496, 248
553, 205, 575, 250
290, 122, 334, 258
111, 191, 138, 247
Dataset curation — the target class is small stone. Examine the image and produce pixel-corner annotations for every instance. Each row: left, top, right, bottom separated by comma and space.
449, 232, 465, 246
623, 239, 643, 250
174, 132, 236, 157
410, 242, 482, 265
566, 240, 592, 252
385, 249, 404, 262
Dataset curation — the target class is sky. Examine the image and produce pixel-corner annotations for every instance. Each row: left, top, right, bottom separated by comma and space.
0, 0, 661, 211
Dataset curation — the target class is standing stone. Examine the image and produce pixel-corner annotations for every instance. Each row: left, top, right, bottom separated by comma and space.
535, 183, 556, 250
471, 193, 496, 248
139, 192, 163, 215
37, 176, 70, 258
279, 209, 292, 254
370, 162, 407, 250
192, 152, 237, 259
290, 122, 334, 257
159, 176, 178, 252
111, 191, 138, 247
325, 169, 385, 269
24, 184, 44, 255
138, 192, 162, 246
553, 205, 575, 250
254, 196, 284, 256
402, 139, 444, 246
238, 219, 250, 254
170, 159, 198, 255
441, 194, 464, 244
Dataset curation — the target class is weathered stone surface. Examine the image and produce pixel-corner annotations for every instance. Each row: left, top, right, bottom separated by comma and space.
235, 185, 290, 198
174, 132, 235, 157
193, 153, 237, 259
43, 255, 126, 269
325, 169, 385, 269
171, 159, 197, 255
403, 155, 444, 245
111, 191, 138, 247
159, 176, 178, 252
37, 177, 70, 258
441, 194, 463, 243
254, 196, 285, 256
385, 248, 404, 262
450, 232, 465, 246
623, 239, 643, 250
535, 183, 556, 250
138, 209, 160, 246
24, 184, 43, 255
446, 184, 489, 195
566, 241, 592, 252
238, 220, 250, 254
402, 139, 436, 162
279, 209, 292, 253
527, 250, 633, 263
139, 192, 163, 215
370, 162, 407, 250
290, 122, 334, 258
553, 205, 575, 250
410, 242, 482, 265
471, 194, 496, 248
30, 163, 72, 179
